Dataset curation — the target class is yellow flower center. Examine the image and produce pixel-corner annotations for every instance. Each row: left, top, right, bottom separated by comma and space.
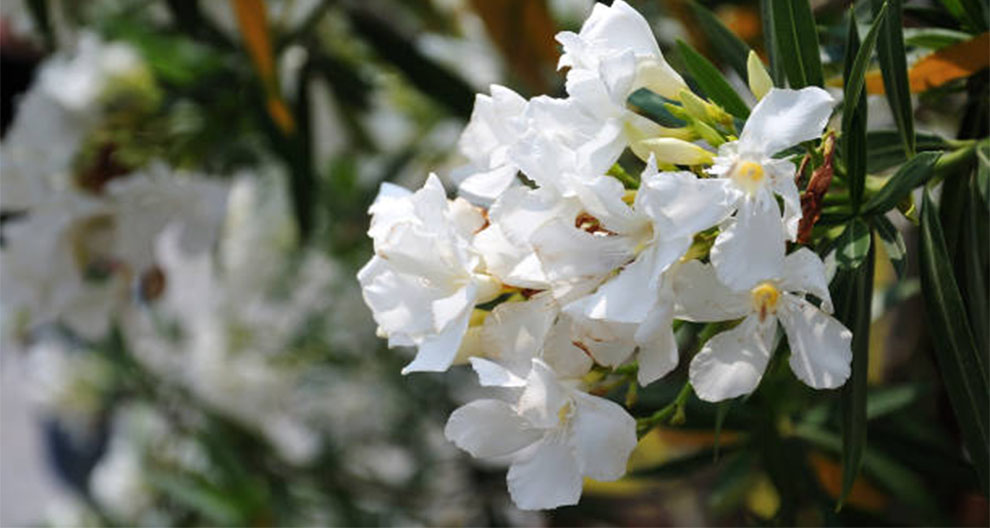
750, 282, 781, 322
732, 160, 766, 193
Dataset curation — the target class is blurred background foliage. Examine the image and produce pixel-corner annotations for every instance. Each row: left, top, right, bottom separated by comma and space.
0, 0, 987, 526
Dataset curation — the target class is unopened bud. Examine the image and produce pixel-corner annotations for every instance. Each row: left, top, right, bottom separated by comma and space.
635, 57, 688, 100
747, 51, 773, 100
632, 138, 714, 166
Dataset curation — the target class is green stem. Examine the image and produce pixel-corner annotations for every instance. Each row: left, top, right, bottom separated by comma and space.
636, 381, 693, 436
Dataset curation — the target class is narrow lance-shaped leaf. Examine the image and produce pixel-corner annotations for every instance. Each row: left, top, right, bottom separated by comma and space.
871, 0, 915, 157
770, 0, 824, 88
862, 151, 942, 215
841, 8, 872, 209
833, 231, 876, 509
962, 174, 989, 362
676, 40, 751, 119
689, 1, 752, 80
865, 130, 948, 173
919, 189, 990, 494
760, 0, 785, 85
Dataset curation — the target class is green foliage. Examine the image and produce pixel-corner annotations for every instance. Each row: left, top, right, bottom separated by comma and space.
919, 189, 989, 494
676, 40, 751, 119
769, 0, 824, 88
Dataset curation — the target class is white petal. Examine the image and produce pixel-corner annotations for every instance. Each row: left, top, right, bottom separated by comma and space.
507, 436, 582, 510
764, 158, 801, 240
458, 164, 519, 204
571, 391, 637, 480
564, 246, 662, 325
433, 283, 477, 333
779, 296, 852, 389
637, 170, 739, 240
780, 248, 834, 313
634, 300, 678, 385
689, 314, 776, 402
672, 260, 750, 321
517, 359, 569, 429
530, 219, 634, 300
469, 357, 527, 387
710, 191, 786, 290
445, 399, 542, 459
482, 294, 558, 368
738, 87, 834, 156
401, 309, 471, 374
473, 224, 548, 289
542, 316, 595, 379
458, 85, 527, 165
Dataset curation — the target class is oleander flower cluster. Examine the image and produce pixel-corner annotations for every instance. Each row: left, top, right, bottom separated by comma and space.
358, 0, 853, 512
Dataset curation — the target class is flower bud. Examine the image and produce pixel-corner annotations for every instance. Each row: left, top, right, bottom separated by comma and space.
631, 137, 714, 165
747, 51, 773, 100
635, 57, 689, 100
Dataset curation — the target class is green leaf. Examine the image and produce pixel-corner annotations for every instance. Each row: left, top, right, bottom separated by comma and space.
919, 189, 990, 494
865, 130, 948, 173
904, 27, 972, 49
871, 0, 916, 158
963, 174, 989, 358
844, 4, 888, 133
627, 88, 688, 128
873, 214, 907, 279
842, 9, 870, 208
832, 227, 875, 508
770, 0, 824, 88
760, 0, 785, 85
862, 151, 942, 215
688, 1, 752, 80
936, 0, 989, 32
676, 40, 751, 119
836, 218, 872, 269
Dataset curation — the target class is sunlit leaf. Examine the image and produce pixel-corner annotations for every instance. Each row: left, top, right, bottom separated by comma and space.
837, 218, 872, 269
769, 0, 824, 88
862, 151, 941, 215
677, 40, 751, 119
689, 1, 752, 80
873, 214, 907, 279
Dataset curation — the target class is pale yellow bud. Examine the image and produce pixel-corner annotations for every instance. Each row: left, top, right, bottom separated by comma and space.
747, 51, 773, 100
635, 57, 688, 100
632, 137, 714, 166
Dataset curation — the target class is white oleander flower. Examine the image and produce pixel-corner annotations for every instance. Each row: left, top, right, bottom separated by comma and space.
564, 158, 737, 385
456, 85, 529, 203
556, 0, 687, 100
445, 357, 636, 510
358, 174, 501, 374
707, 87, 834, 290
675, 248, 851, 402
